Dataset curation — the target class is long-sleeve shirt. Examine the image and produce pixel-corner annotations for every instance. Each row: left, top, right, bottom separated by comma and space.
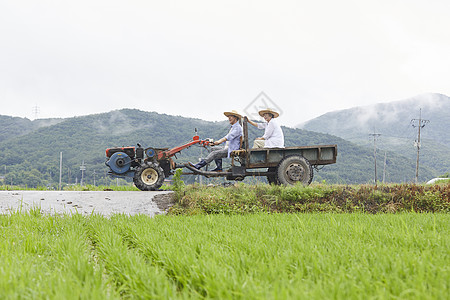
257, 119, 284, 148
224, 122, 243, 157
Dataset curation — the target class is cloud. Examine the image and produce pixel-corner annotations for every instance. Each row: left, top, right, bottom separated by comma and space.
0, 0, 449, 127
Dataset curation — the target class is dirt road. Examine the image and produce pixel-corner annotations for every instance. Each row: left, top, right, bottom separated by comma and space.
0, 190, 175, 217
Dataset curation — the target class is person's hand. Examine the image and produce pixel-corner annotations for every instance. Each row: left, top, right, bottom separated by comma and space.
256, 137, 263, 140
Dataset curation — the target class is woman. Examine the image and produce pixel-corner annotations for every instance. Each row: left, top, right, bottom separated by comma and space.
247, 108, 284, 148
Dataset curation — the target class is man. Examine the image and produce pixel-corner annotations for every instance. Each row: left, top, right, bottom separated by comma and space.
189, 110, 243, 172
247, 108, 284, 148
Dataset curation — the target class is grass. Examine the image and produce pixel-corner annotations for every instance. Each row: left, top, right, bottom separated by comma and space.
0, 183, 177, 191
0, 185, 50, 191
170, 182, 450, 214
0, 210, 112, 299
0, 211, 448, 299
0, 184, 146, 191
63, 184, 141, 191
435, 178, 450, 184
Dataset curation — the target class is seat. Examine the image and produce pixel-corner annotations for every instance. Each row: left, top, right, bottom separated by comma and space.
230, 136, 247, 166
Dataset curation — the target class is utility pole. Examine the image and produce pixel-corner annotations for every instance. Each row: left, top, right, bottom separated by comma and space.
93, 170, 96, 186
80, 161, 86, 186
59, 152, 63, 191
32, 105, 40, 119
411, 108, 429, 184
199, 147, 203, 185
382, 151, 387, 184
369, 132, 381, 185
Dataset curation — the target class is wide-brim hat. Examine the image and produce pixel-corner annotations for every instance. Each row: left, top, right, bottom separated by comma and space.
258, 108, 279, 118
224, 110, 243, 119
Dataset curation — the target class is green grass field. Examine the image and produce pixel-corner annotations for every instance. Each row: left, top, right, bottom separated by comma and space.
1, 212, 448, 299
0, 184, 141, 191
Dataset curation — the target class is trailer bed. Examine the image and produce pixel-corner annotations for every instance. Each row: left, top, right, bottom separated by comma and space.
246, 145, 337, 168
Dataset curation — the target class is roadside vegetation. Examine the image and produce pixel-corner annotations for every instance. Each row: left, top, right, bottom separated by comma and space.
0, 184, 140, 191
0, 211, 448, 299
435, 178, 450, 184
170, 182, 450, 215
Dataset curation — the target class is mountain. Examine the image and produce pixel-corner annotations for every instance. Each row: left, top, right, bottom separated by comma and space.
0, 109, 440, 188
298, 93, 450, 175
0, 115, 64, 143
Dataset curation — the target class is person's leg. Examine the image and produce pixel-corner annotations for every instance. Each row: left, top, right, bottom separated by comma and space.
212, 158, 222, 171
209, 147, 230, 171
189, 147, 227, 170
204, 147, 228, 164
253, 140, 265, 148
190, 159, 207, 169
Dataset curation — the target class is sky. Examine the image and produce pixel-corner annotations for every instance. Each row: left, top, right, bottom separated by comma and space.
1, 0, 449, 127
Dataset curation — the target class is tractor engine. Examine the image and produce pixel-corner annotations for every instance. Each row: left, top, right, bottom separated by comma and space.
105, 146, 143, 175
105, 144, 169, 191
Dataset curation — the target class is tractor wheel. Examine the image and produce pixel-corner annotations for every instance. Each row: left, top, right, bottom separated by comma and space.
276, 155, 313, 186
133, 162, 165, 191
267, 167, 278, 185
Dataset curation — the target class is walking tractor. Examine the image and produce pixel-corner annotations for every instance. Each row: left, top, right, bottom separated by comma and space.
105, 117, 337, 190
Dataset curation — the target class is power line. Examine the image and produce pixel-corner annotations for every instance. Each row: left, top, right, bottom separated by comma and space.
411, 108, 430, 183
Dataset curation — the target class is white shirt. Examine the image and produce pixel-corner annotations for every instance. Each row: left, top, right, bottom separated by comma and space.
257, 119, 284, 148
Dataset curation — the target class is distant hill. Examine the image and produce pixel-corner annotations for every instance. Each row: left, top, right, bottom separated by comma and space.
0, 115, 63, 143
298, 93, 450, 175
0, 109, 439, 187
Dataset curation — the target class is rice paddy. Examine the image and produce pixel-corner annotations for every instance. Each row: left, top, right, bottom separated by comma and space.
1, 211, 448, 299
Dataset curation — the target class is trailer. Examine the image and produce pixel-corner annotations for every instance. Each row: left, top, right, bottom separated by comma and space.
105, 117, 337, 190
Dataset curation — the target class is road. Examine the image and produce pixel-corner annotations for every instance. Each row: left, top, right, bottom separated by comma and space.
0, 190, 175, 217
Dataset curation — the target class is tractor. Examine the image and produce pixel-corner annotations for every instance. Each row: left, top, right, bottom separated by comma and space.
105, 117, 337, 190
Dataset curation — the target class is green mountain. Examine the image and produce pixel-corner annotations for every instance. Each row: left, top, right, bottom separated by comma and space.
0, 109, 439, 188
0, 115, 63, 143
298, 93, 450, 176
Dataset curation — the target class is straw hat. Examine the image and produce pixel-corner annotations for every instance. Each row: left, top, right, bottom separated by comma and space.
258, 108, 279, 118
224, 110, 243, 119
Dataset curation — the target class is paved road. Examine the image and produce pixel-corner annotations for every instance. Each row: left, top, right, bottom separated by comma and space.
0, 190, 175, 217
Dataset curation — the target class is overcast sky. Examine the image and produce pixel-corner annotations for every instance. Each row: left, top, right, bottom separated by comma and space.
1, 0, 449, 127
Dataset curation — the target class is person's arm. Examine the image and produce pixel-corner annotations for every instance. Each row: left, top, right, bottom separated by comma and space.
213, 137, 227, 145
247, 119, 258, 127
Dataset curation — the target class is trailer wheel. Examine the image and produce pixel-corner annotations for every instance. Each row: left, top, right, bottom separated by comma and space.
277, 155, 313, 186
267, 167, 278, 184
133, 162, 165, 191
